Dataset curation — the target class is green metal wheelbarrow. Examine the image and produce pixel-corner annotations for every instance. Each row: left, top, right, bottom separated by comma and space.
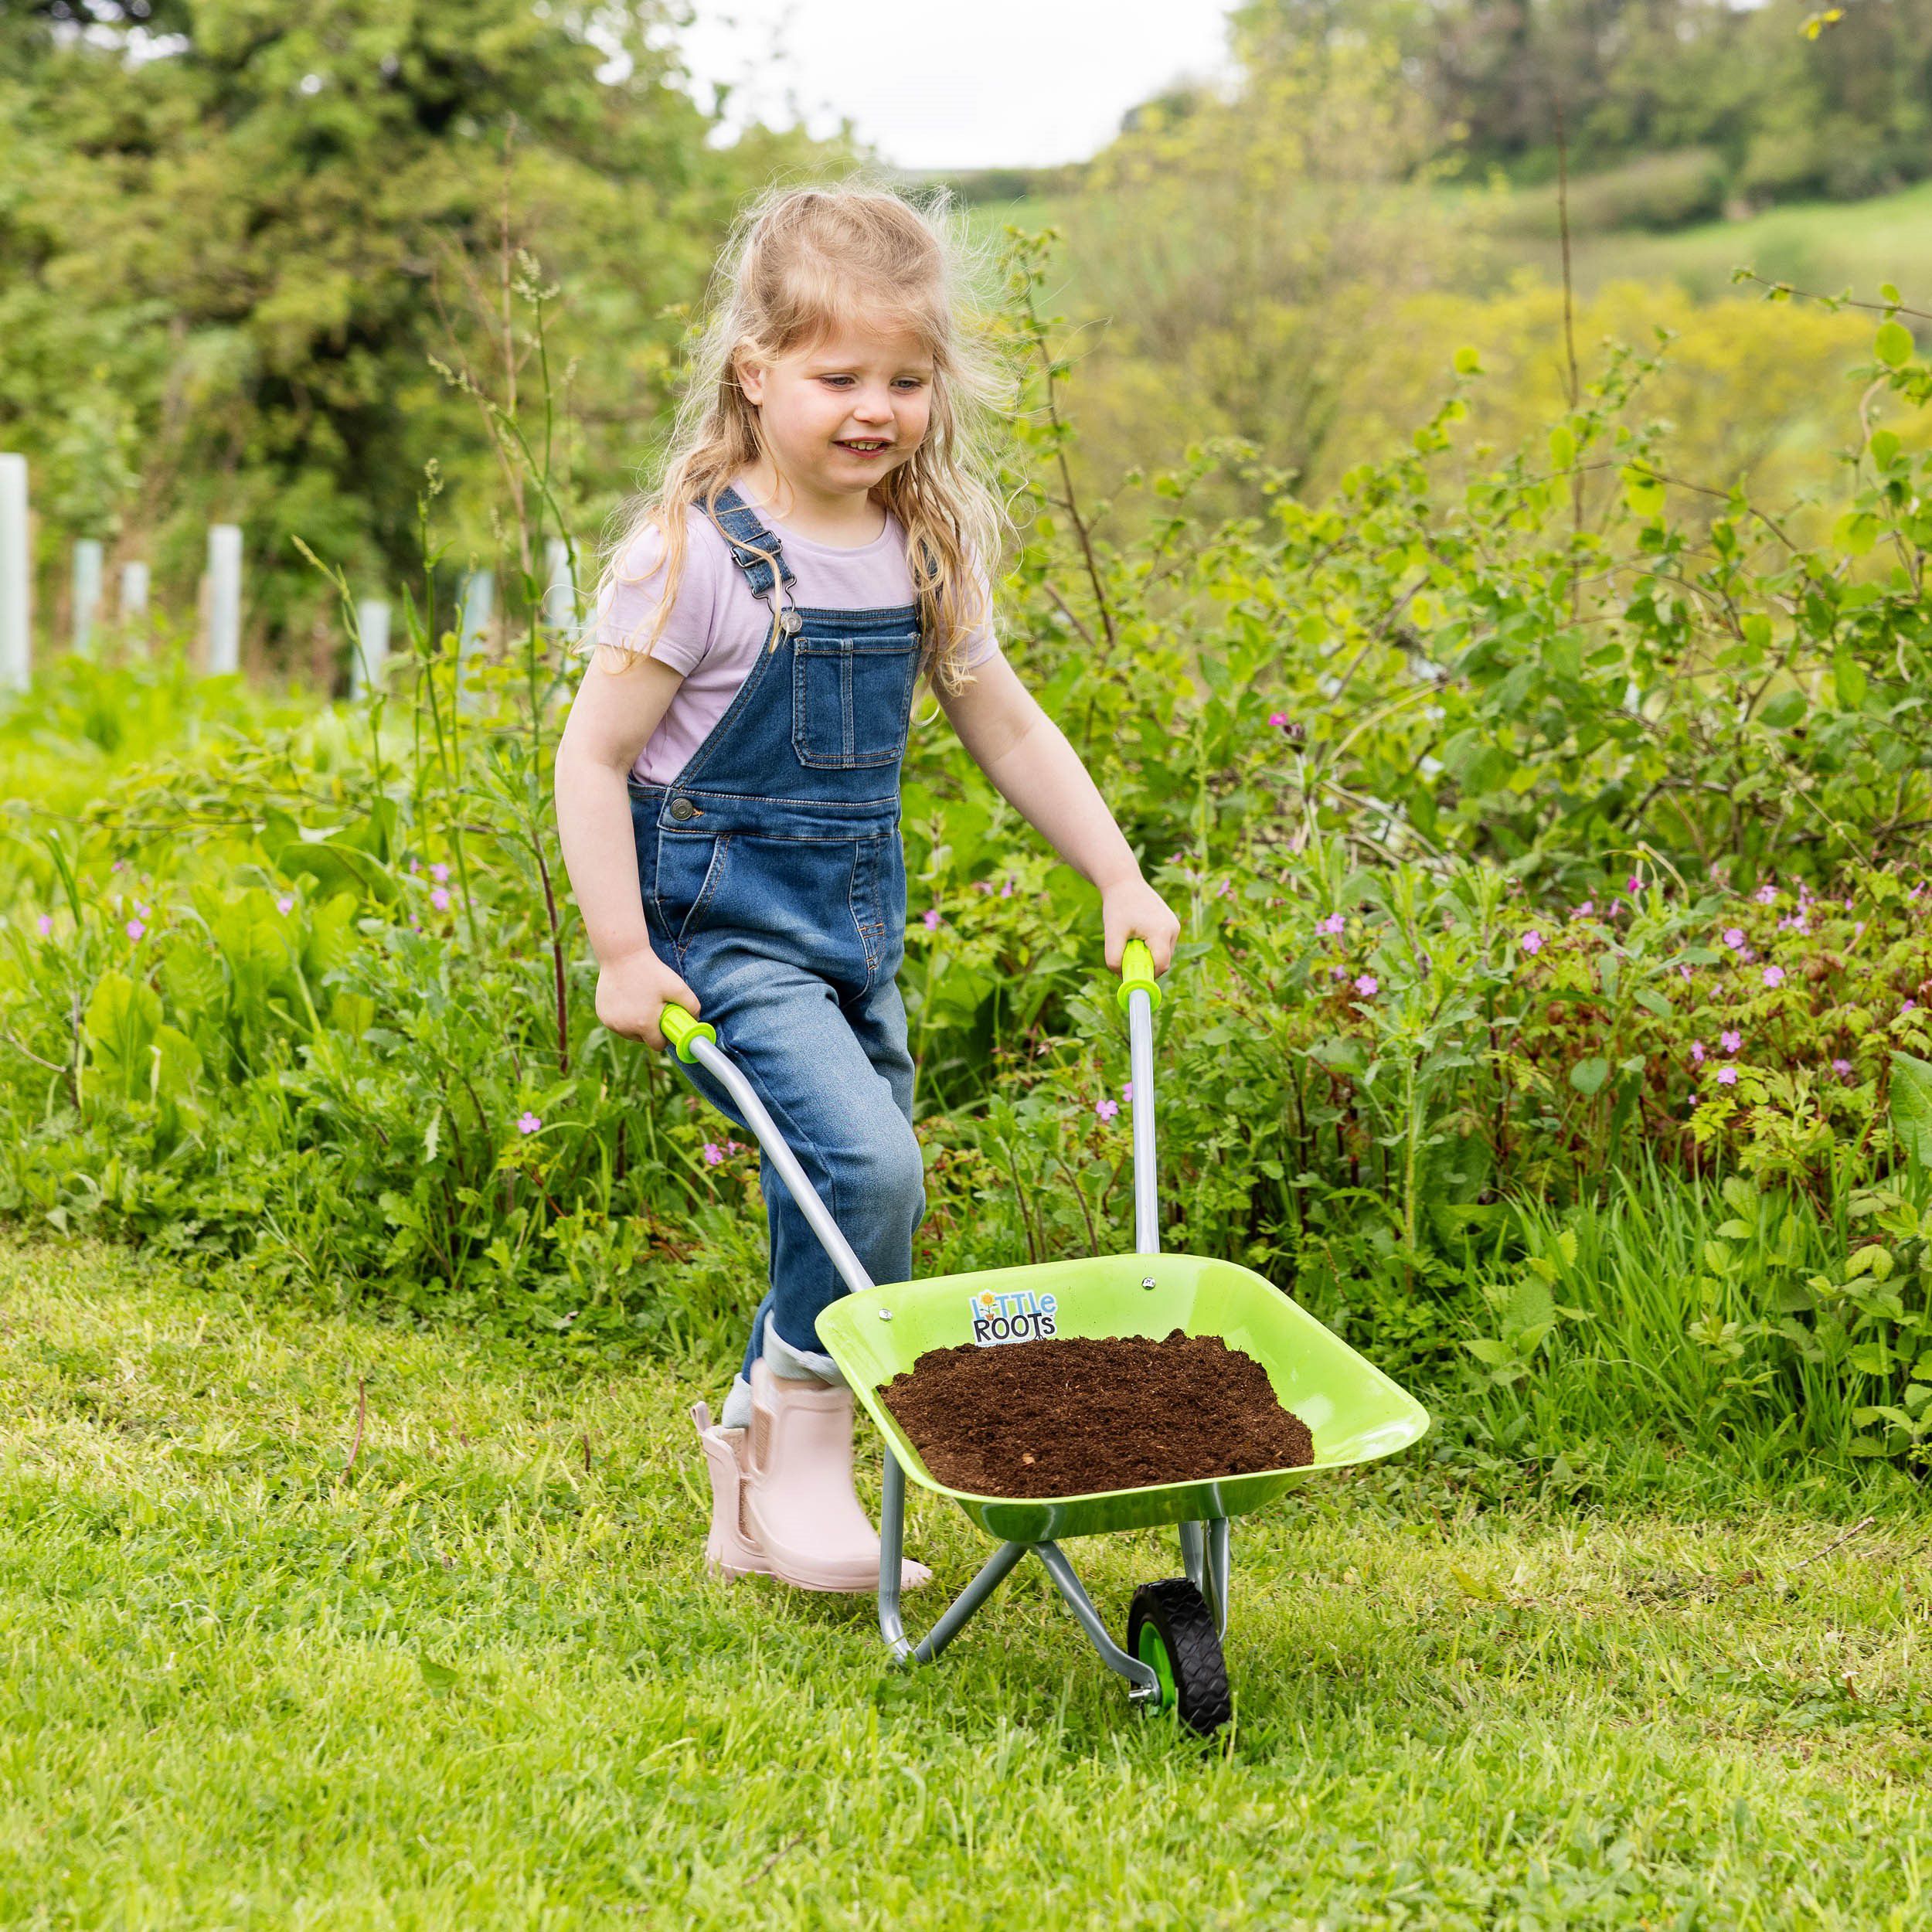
662, 940, 1430, 1734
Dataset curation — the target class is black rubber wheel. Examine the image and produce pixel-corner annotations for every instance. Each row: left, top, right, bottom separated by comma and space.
1126, 1577, 1232, 1736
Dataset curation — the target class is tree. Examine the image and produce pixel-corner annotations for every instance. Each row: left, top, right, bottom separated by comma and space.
0, 1, 836, 666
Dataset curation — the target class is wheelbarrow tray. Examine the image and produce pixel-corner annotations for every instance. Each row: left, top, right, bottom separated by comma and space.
816, 1250, 1430, 1543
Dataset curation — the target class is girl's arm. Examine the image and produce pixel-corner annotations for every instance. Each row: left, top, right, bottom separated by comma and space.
937, 655, 1181, 972
553, 648, 704, 1048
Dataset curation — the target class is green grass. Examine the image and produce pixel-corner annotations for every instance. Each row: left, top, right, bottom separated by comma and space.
971, 176, 1932, 315
1546, 179, 1932, 307
5, 1233, 1930, 1927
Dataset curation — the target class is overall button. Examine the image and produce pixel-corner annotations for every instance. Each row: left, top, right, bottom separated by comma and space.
668, 797, 697, 822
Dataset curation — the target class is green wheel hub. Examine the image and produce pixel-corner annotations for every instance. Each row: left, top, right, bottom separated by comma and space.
1136, 1621, 1178, 1712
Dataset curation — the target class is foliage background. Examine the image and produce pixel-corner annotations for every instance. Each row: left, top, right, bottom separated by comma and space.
5, 0, 1932, 1512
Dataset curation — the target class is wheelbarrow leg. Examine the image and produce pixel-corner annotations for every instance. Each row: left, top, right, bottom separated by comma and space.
875, 1458, 1158, 1699
1032, 1543, 1161, 1701
1179, 1519, 1232, 1638
877, 1451, 1027, 1665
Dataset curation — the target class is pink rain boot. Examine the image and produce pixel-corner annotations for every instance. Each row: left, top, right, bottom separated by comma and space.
740, 1359, 932, 1594
689, 1401, 772, 1580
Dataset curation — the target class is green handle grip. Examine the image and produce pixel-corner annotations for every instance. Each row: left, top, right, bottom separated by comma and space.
1117, 937, 1163, 1012
661, 1004, 716, 1063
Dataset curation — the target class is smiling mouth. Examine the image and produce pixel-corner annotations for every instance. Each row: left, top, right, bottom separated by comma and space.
837, 439, 892, 453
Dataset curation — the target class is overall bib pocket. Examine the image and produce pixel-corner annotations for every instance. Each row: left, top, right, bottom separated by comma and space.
791, 633, 921, 770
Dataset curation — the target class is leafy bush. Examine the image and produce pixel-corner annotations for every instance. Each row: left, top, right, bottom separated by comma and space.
5, 230, 1932, 1489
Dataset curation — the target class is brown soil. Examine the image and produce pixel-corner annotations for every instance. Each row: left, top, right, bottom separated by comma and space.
878, 1329, 1315, 1499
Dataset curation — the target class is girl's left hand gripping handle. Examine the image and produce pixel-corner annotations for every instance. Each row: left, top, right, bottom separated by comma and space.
660, 1004, 716, 1063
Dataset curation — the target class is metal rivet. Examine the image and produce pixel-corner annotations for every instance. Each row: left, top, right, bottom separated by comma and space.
668, 797, 696, 821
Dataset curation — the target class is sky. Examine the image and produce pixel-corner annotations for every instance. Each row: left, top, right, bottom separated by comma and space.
659, 0, 1243, 173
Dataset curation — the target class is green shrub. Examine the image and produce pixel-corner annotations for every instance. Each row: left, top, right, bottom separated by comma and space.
6, 232, 1932, 1484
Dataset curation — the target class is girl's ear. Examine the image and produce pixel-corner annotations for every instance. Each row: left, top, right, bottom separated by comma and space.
734, 355, 764, 406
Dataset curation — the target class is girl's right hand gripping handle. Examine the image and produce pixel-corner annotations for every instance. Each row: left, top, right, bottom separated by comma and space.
660, 1003, 716, 1063
1116, 937, 1164, 1012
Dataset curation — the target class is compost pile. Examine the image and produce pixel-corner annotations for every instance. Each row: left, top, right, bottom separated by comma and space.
878, 1329, 1315, 1499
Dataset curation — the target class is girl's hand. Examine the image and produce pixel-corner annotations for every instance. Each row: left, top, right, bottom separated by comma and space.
595, 944, 702, 1052
1102, 876, 1182, 975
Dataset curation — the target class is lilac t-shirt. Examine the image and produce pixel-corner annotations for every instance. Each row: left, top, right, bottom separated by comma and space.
589, 487, 1002, 787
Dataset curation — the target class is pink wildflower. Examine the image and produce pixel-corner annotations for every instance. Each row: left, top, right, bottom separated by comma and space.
1678, 964, 1693, 981
1354, 975, 1379, 996
702, 1141, 724, 1165
1095, 1097, 1120, 1122
1721, 1029, 1742, 1053
1832, 1059, 1853, 1077
1755, 884, 1777, 905
1906, 1001, 1919, 1015
1691, 1041, 1706, 1063
1122, 1082, 1134, 1104
1717, 1066, 1738, 1086
1268, 711, 1289, 728
1521, 930, 1544, 954
1625, 875, 1642, 893
1723, 928, 1745, 950
431, 888, 451, 912
125, 919, 145, 942
36, 914, 52, 937
517, 1112, 541, 1135
276, 896, 294, 915
431, 862, 451, 883
999, 879, 1014, 899
1319, 913, 1345, 936
1762, 964, 1786, 988
922, 909, 941, 930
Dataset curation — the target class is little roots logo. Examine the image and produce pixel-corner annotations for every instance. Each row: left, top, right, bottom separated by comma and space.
970, 1287, 1058, 1346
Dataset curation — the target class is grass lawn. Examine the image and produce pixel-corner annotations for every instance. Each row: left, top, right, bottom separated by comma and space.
1553, 179, 1932, 307
3, 1231, 1929, 1930
966, 180, 1932, 314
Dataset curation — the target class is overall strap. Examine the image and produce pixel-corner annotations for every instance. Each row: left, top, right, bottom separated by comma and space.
708, 484, 801, 638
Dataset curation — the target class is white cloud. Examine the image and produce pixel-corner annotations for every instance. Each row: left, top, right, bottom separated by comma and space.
664, 0, 1240, 172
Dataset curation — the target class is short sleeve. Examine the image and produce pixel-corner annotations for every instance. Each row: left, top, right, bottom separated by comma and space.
954, 549, 1003, 668
587, 509, 717, 674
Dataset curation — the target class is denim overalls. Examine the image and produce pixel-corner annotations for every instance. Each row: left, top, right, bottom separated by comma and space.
627, 484, 927, 1388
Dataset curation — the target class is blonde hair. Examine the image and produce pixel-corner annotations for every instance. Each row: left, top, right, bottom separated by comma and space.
587, 178, 1015, 695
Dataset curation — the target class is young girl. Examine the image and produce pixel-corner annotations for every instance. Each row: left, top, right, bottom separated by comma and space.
553, 182, 1179, 1595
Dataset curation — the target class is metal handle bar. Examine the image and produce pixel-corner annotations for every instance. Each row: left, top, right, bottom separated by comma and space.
1117, 937, 1162, 1257
656, 934, 1166, 1280
659, 1005, 876, 1298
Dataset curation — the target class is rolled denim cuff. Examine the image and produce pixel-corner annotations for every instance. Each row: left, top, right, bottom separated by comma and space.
764, 1311, 846, 1388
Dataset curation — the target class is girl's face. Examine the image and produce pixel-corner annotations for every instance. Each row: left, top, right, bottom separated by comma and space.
736, 321, 933, 509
